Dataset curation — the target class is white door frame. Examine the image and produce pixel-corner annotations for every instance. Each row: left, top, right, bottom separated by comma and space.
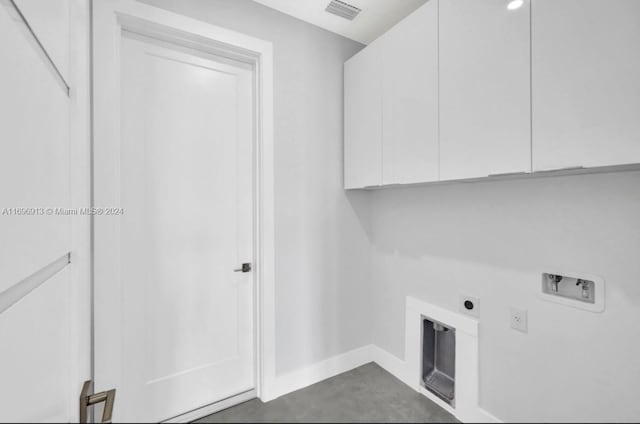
92, 0, 276, 409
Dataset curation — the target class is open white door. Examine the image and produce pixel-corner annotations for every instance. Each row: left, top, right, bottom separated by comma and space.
0, 0, 91, 422
93, 2, 259, 422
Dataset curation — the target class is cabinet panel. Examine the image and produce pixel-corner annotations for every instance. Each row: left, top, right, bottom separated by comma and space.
0, 5, 73, 422
532, 0, 640, 171
0, 4, 71, 292
440, 0, 531, 180
344, 44, 382, 189
382, 0, 439, 185
14, 0, 70, 82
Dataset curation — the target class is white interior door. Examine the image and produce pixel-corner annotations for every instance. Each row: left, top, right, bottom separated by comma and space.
95, 31, 255, 422
0, 1, 80, 422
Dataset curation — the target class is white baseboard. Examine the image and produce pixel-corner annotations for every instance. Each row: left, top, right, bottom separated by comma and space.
370, 344, 410, 386
370, 345, 456, 418
477, 408, 503, 423
370, 345, 502, 424
163, 389, 256, 423
270, 344, 375, 400
267, 343, 502, 424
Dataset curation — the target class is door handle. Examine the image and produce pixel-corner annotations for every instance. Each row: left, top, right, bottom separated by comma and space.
234, 263, 252, 273
80, 380, 116, 423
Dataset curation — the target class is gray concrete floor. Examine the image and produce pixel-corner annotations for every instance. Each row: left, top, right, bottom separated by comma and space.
195, 363, 459, 423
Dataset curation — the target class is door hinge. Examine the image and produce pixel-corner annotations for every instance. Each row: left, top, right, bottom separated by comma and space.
80, 380, 116, 423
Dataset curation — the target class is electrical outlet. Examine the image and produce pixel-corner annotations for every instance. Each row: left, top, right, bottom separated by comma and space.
510, 308, 528, 333
459, 295, 480, 318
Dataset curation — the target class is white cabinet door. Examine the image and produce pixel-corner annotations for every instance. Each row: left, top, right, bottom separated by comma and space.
13, 0, 70, 82
344, 43, 382, 189
440, 0, 531, 180
381, 0, 439, 185
532, 0, 640, 171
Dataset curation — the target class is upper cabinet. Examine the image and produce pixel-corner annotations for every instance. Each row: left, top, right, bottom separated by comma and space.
344, 1, 438, 189
439, 0, 531, 180
381, 0, 439, 185
344, 40, 382, 189
344, 0, 640, 189
532, 0, 640, 171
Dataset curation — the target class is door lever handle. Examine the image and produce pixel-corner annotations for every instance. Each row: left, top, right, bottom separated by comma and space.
234, 263, 252, 273
80, 380, 116, 423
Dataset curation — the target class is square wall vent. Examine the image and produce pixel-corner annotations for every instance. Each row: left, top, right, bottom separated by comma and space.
325, 0, 362, 20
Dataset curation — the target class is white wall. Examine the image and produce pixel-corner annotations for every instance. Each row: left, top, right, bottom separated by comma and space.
370, 170, 640, 422
140, 0, 371, 376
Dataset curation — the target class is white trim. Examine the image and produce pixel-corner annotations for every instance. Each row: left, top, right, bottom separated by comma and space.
269, 345, 375, 401
254, 28, 276, 403
162, 389, 256, 424
68, 1, 93, 420
370, 344, 408, 384
419, 386, 457, 417
477, 408, 503, 423
371, 344, 461, 418
92, 0, 275, 415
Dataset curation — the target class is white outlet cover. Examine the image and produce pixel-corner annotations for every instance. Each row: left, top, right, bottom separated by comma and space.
510, 308, 528, 333
459, 295, 480, 318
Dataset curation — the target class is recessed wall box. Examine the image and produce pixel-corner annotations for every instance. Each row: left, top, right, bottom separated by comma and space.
422, 318, 456, 406
540, 272, 605, 312
459, 295, 480, 318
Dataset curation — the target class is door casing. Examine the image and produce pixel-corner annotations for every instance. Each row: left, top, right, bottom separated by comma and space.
91, 0, 276, 417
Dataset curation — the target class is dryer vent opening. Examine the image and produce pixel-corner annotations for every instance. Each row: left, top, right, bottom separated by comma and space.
422, 317, 456, 406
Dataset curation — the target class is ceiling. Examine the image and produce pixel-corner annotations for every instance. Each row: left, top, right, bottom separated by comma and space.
252, 0, 428, 45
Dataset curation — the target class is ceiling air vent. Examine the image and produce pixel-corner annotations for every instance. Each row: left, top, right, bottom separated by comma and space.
325, 0, 362, 20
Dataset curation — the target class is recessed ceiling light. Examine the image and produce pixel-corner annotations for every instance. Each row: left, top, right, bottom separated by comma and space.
507, 0, 524, 10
